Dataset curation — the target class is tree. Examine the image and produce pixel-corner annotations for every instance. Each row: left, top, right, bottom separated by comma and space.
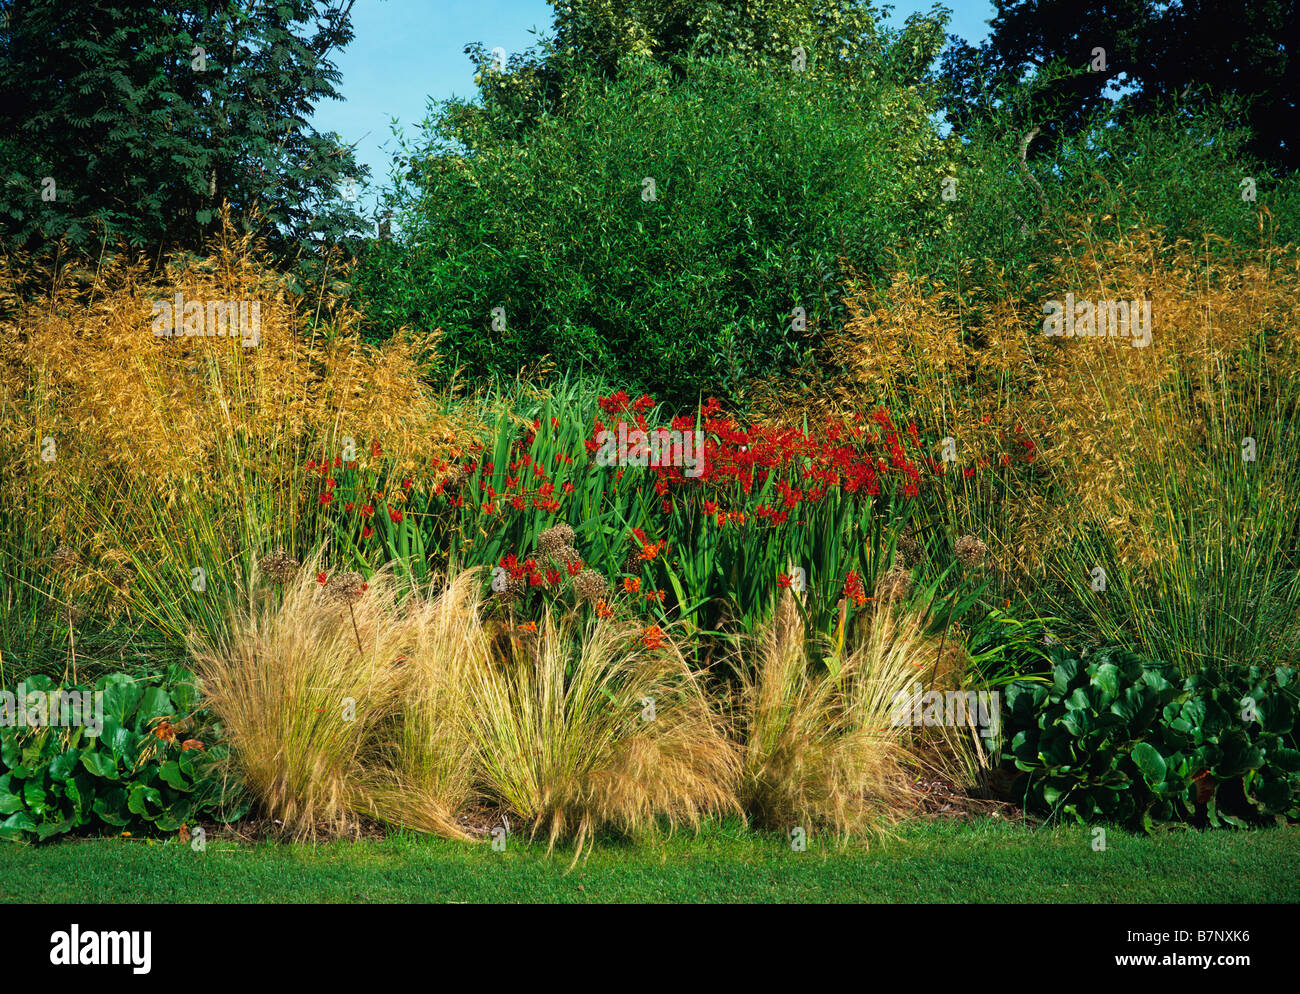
941, 0, 1298, 172
456, 0, 949, 149
361, 55, 952, 403
0, 0, 369, 257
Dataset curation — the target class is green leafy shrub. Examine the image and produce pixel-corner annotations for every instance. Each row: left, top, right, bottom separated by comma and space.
1003, 647, 1183, 826
359, 56, 949, 403
1002, 647, 1300, 829
1160, 665, 1300, 827
0, 668, 246, 843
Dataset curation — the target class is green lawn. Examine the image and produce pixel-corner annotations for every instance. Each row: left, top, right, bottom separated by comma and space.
2, 817, 1297, 903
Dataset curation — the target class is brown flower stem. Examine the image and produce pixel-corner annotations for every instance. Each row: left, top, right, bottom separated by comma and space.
66, 599, 77, 685
346, 603, 363, 654
929, 588, 959, 696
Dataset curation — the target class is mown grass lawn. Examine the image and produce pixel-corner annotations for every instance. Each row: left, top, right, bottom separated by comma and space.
2, 817, 1297, 903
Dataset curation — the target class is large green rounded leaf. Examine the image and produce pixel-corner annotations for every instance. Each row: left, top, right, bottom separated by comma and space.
127, 784, 164, 820
1090, 663, 1121, 702
92, 787, 130, 826
80, 750, 119, 781
159, 761, 191, 791
1131, 742, 1167, 785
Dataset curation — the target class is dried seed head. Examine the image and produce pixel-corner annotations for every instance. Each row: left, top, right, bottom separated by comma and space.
51, 544, 81, 573
557, 544, 582, 566
326, 570, 367, 605
107, 565, 134, 592
896, 526, 920, 567
954, 535, 988, 569
879, 567, 913, 603
259, 550, 301, 585
495, 572, 527, 603
536, 523, 576, 560
573, 568, 610, 604
621, 546, 642, 575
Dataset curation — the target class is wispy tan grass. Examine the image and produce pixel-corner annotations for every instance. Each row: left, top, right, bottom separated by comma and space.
734, 588, 933, 842
463, 609, 741, 860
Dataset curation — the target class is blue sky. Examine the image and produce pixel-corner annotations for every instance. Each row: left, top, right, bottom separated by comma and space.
310, 1, 996, 217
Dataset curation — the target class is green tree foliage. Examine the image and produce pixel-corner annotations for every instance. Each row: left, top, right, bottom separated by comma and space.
0, 0, 369, 256
359, 55, 951, 403
941, 0, 1298, 172
458, 0, 950, 147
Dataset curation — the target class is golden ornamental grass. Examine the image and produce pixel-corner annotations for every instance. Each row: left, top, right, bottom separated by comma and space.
0, 208, 479, 569
463, 609, 741, 861
760, 216, 1300, 587
734, 589, 936, 841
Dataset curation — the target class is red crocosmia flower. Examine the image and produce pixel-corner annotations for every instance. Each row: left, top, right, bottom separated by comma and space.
528, 572, 544, 587
388, 508, 403, 523
567, 560, 584, 576
371, 440, 382, 458
777, 574, 792, 588
317, 572, 328, 585
511, 496, 526, 511
843, 570, 866, 608
319, 492, 333, 505
345, 501, 355, 512
360, 504, 374, 518
1000, 454, 1011, 466
483, 502, 496, 514
903, 481, 919, 498
362, 525, 374, 539
361, 583, 369, 592
333, 456, 342, 468
623, 576, 642, 594
306, 459, 317, 471
596, 599, 614, 619
963, 467, 976, 478
641, 625, 667, 650
645, 589, 665, 604
326, 477, 336, 489
403, 477, 413, 490
562, 482, 575, 494
545, 567, 562, 584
